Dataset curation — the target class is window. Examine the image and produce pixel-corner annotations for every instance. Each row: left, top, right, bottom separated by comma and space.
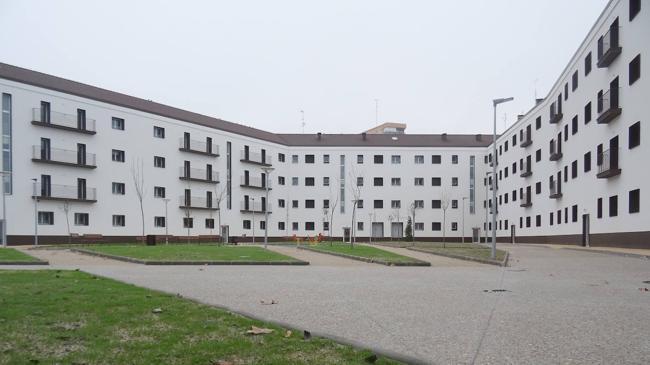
305, 177, 315, 186
630, 0, 641, 21
373, 200, 383, 209
391, 155, 401, 164
584, 152, 592, 172
414, 155, 424, 164
323, 221, 329, 231
357, 177, 365, 186
536, 181, 541, 194
451, 177, 458, 186
112, 149, 125, 162
451, 222, 458, 231
585, 52, 592, 76
154, 156, 165, 168
292, 200, 299, 208
451, 155, 458, 164
323, 199, 330, 209
564, 83, 569, 100
112, 117, 124, 130
278, 222, 285, 231
259, 221, 266, 230
357, 222, 364, 231
278, 176, 286, 185
292, 222, 299, 231
431, 155, 441, 164
278, 153, 285, 162
112, 182, 125, 195
74, 213, 89, 226
629, 55, 641, 85
292, 177, 299, 186
536, 215, 541, 227
111, 215, 125, 227
432, 222, 441, 231
305, 222, 315, 231
432, 200, 441, 209
629, 121, 641, 149
536, 149, 541, 162
536, 116, 542, 130
154, 186, 166, 198
391, 200, 401, 209
572, 116, 578, 135
572, 71, 578, 91
414, 177, 424, 186
38, 211, 54, 225
154, 216, 166, 227
305, 154, 315, 163
374, 155, 383, 164
357, 200, 364, 209
414, 222, 424, 231
432, 177, 441, 186
152, 126, 165, 138
183, 217, 194, 228
323, 177, 330, 186
564, 125, 569, 141
572, 160, 578, 179
585, 102, 592, 124
243, 220, 251, 229
526, 216, 531, 228
373, 177, 383, 186
323, 154, 330, 164
629, 189, 640, 213
609, 195, 618, 217
391, 177, 401, 186
292, 155, 299, 163
451, 200, 458, 209
414, 200, 424, 208
572, 205, 578, 223
597, 198, 603, 218
357, 155, 364, 164
305, 200, 315, 208
278, 199, 285, 208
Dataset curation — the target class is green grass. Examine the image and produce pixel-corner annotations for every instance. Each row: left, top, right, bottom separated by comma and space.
81, 244, 299, 262
0, 248, 42, 262
308, 244, 422, 263
369, 242, 507, 262
0, 270, 400, 364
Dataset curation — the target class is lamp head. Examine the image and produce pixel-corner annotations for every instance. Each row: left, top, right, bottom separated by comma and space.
493, 97, 514, 106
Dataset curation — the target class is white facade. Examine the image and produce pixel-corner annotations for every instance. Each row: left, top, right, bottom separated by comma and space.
0, 0, 647, 247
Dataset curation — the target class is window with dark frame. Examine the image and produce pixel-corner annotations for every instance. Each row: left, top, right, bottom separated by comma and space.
597, 198, 603, 218
629, 189, 640, 213
536, 116, 541, 130
629, 54, 641, 85
585, 52, 592, 76
572, 160, 578, 178
629, 121, 641, 149
609, 195, 618, 217
572, 71, 578, 91
630, 0, 641, 21
585, 102, 592, 124
584, 152, 591, 172
572, 116, 578, 135
572, 205, 578, 222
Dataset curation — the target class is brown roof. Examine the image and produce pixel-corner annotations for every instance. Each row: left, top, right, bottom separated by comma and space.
0, 62, 494, 147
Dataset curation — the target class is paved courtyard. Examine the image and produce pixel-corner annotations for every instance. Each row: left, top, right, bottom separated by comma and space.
5, 244, 650, 364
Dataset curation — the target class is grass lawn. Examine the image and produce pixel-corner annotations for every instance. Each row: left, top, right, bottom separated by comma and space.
307, 243, 423, 264
371, 242, 507, 263
81, 244, 299, 263
0, 248, 42, 263
0, 270, 400, 364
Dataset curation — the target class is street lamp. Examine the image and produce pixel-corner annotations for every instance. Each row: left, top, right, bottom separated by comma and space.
368, 211, 373, 244
484, 171, 492, 245
31, 178, 38, 247
461, 197, 468, 244
491, 97, 514, 259
250, 197, 255, 244
261, 166, 275, 249
0, 171, 10, 247
163, 198, 170, 244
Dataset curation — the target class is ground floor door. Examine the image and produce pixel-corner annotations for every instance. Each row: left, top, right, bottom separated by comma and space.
390, 222, 403, 238
472, 228, 480, 243
342, 227, 351, 243
510, 225, 516, 244
582, 214, 590, 247
372, 222, 384, 238
220, 225, 229, 244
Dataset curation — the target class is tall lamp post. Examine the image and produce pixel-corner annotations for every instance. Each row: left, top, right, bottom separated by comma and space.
484, 171, 492, 245
0, 171, 10, 247
491, 97, 513, 259
261, 166, 274, 249
461, 197, 468, 244
250, 197, 255, 245
163, 198, 170, 244
368, 211, 373, 244
31, 178, 39, 247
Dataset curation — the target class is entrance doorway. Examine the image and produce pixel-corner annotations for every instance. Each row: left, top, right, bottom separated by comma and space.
372, 222, 384, 238
342, 227, 351, 243
390, 222, 403, 239
220, 225, 229, 244
582, 214, 590, 247
510, 225, 516, 244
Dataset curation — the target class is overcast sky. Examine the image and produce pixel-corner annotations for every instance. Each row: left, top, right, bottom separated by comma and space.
1, 0, 609, 135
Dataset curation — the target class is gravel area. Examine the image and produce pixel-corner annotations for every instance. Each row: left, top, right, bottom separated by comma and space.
3, 244, 650, 364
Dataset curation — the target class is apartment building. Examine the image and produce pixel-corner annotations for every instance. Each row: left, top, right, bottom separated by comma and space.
0, 0, 647, 247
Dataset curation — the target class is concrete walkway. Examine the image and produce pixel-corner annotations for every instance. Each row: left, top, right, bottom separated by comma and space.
266, 245, 374, 267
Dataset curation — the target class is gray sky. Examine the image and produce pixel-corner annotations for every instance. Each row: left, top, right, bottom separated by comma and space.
1, 0, 608, 135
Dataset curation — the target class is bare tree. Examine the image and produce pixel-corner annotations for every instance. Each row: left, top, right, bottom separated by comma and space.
441, 190, 451, 248
348, 166, 363, 248
214, 184, 227, 245
183, 180, 192, 245
131, 158, 146, 241
409, 201, 419, 245
327, 180, 340, 245
60, 200, 72, 244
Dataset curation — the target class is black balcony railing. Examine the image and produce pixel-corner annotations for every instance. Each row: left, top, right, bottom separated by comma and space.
32, 146, 97, 168
31, 108, 96, 134
179, 138, 219, 156
179, 167, 219, 184
549, 140, 562, 161
597, 27, 622, 68
549, 181, 562, 199
597, 88, 622, 124
520, 193, 532, 207
179, 196, 218, 210
597, 149, 621, 178
32, 183, 97, 202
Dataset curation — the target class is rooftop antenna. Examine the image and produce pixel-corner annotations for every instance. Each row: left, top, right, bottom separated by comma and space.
534, 78, 539, 100
374, 99, 379, 124
300, 110, 305, 134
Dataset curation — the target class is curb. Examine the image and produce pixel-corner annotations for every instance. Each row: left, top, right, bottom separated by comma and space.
407, 247, 509, 267
297, 245, 431, 266
70, 248, 310, 266
561, 247, 650, 260
0, 260, 49, 266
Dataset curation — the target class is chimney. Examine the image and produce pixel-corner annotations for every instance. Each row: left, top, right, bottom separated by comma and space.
317, 132, 322, 140
517, 114, 525, 121
536, 98, 544, 105
362, 132, 367, 140
441, 133, 448, 141
475, 134, 482, 141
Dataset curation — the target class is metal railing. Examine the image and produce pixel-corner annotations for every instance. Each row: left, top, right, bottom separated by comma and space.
240, 200, 271, 212
33, 183, 97, 201
520, 161, 531, 176
549, 181, 560, 196
550, 139, 561, 156
32, 108, 96, 132
598, 89, 612, 116
240, 150, 272, 165
520, 192, 531, 206
179, 195, 215, 209
600, 28, 617, 57
32, 146, 96, 167
240, 175, 271, 188
179, 138, 219, 155
179, 167, 218, 181
598, 149, 617, 174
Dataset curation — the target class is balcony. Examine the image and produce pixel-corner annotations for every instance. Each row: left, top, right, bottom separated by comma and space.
520, 193, 532, 207
597, 89, 621, 124
240, 201, 271, 213
549, 111, 563, 124
32, 183, 97, 203
31, 108, 96, 134
597, 28, 621, 68
179, 138, 219, 157
549, 140, 563, 161
179, 196, 218, 210
597, 149, 621, 178
520, 162, 532, 177
31, 146, 97, 169
240, 150, 272, 166
549, 181, 562, 199
520, 134, 532, 148
179, 167, 219, 184
240, 176, 271, 190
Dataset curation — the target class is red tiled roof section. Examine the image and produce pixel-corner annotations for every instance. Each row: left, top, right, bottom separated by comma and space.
0, 62, 494, 147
